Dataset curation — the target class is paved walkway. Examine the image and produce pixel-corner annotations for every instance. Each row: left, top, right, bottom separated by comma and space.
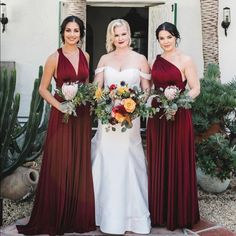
1, 219, 236, 236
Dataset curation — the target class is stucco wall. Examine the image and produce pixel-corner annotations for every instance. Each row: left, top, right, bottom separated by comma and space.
0, 0, 235, 116
171, 0, 204, 79
219, 0, 236, 82
1, 0, 59, 116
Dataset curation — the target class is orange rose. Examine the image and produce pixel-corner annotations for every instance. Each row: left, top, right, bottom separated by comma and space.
114, 112, 125, 123
123, 98, 136, 113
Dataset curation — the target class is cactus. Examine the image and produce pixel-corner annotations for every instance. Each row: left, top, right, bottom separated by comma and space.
0, 66, 50, 180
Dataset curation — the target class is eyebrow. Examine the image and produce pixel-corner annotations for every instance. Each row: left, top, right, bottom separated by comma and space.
65, 27, 80, 30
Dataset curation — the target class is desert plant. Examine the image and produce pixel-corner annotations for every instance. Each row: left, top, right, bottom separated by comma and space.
0, 66, 50, 179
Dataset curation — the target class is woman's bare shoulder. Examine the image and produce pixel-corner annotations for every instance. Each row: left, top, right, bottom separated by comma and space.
81, 50, 90, 63
45, 51, 58, 66
99, 53, 114, 64
131, 50, 148, 62
83, 50, 89, 57
179, 52, 192, 63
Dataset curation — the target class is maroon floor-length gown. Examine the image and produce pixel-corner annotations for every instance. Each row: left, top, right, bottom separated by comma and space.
17, 48, 96, 235
146, 55, 200, 231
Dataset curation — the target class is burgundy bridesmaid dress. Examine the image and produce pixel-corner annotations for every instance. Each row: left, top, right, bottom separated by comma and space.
17, 48, 96, 235
146, 55, 200, 231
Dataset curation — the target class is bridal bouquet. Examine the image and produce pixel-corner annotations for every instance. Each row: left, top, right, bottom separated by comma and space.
93, 81, 156, 132
55, 82, 94, 123
152, 85, 194, 121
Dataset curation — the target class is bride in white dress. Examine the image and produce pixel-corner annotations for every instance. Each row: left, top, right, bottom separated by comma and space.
92, 19, 151, 235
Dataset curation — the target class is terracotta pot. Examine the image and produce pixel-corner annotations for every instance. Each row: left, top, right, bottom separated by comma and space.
0, 166, 39, 201
196, 167, 230, 193
195, 122, 222, 143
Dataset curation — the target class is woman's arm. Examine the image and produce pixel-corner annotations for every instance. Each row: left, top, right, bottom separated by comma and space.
84, 51, 90, 83
94, 55, 106, 88
149, 59, 156, 88
140, 55, 151, 92
184, 57, 200, 99
39, 53, 61, 111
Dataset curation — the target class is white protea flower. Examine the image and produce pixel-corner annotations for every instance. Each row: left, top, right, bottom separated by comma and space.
164, 86, 179, 101
62, 83, 78, 101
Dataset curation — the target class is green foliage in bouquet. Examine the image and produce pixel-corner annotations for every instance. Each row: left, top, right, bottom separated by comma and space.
73, 83, 96, 106
55, 82, 96, 123
0, 66, 50, 179
150, 86, 194, 121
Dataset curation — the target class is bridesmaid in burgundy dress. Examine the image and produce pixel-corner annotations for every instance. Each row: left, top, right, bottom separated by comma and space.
146, 22, 200, 231
17, 16, 96, 235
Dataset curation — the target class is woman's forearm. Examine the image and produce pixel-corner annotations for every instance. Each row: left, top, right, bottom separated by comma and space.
39, 87, 61, 110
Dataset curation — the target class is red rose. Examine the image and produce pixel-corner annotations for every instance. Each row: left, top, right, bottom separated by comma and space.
112, 105, 126, 115
109, 84, 117, 91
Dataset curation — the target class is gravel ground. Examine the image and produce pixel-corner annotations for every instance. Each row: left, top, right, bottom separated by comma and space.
198, 178, 236, 232
2, 160, 236, 232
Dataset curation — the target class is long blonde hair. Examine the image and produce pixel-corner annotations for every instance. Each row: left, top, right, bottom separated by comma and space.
106, 19, 131, 53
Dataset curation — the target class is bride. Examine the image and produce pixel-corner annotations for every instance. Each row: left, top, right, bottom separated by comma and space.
92, 19, 151, 235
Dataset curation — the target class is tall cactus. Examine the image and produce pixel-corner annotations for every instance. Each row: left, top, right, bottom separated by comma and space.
0, 66, 50, 179
0, 70, 20, 174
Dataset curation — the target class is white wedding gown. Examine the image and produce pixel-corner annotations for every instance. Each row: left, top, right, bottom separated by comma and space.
92, 66, 151, 235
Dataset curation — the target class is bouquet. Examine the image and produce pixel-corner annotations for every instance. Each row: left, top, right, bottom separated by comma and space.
55, 82, 94, 123
93, 81, 156, 132
151, 85, 194, 121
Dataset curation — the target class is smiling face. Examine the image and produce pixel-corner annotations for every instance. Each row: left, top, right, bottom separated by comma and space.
63, 21, 81, 45
113, 25, 130, 49
157, 30, 176, 52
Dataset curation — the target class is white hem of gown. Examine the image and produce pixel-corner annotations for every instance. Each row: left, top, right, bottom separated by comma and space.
98, 216, 151, 235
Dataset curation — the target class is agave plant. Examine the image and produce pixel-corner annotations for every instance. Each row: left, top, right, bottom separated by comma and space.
0, 66, 50, 179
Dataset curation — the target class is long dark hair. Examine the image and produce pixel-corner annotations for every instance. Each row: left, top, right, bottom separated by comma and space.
155, 22, 180, 44
60, 15, 85, 44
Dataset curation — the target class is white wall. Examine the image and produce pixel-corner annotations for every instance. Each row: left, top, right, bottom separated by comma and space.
219, 0, 236, 83
1, 0, 235, 116
176, 0, 236, 83
1, 0, 59, 116
171, 0, 204, 79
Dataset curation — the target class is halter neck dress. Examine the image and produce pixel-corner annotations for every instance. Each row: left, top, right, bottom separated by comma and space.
17, 48, 96, 235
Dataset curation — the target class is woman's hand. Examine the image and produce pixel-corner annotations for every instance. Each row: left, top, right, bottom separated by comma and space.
59, 101, 76, 115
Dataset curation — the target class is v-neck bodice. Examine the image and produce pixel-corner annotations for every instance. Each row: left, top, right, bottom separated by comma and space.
55, 48, 89, 88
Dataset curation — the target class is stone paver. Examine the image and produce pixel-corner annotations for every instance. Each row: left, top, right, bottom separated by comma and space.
1, 219, 236, 236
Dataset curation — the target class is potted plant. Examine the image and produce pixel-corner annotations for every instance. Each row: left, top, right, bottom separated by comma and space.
196, 133, 236, 193
192, 64, 236, 193
192, 64, 236, 142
